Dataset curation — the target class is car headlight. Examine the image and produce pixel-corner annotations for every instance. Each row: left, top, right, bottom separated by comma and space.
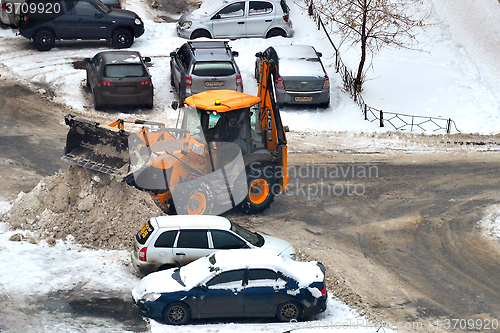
181, 21, 192, 29
142, 292, 161, 302
135, 18, 142, 25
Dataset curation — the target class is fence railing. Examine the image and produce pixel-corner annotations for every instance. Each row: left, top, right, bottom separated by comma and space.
306, 1, 460, 134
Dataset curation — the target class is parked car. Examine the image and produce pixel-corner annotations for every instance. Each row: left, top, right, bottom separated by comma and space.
170, 40, 243, 101
18, 0, 144, 51
255, 45, 330, 106
85, 51, 153, 109
131, 215, 296, 275
132, 249, 327, 324
176, 0, 293, 39
99, 0, 121, 9
0, 0, 23, 26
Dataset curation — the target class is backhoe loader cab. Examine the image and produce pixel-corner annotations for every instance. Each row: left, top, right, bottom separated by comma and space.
63, 60, 287, 215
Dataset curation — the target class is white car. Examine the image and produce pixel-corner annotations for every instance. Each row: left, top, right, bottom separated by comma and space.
176, 0, 293, 39
131, 215, 296, 275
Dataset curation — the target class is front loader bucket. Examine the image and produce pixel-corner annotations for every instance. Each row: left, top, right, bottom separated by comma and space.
62, 114, 130, 176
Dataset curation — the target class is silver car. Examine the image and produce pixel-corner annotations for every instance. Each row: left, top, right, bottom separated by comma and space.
1, 0, 23, 26
131, 215, 297, 276
255, 45, 330, 106
176, 0, 293, 39
170, 40, 243, 101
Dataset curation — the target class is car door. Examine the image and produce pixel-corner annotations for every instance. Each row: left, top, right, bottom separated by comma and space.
87, 54, 101, 90
44, 0, 76, 39
73, 0, 108, 39
241, 268, 286, 315
173, 229, 212, 266
211, 1, 246, 38
196, 269, 245, 317
171, 45, 190, 97
146, 230, 177, 266
246, 1, 274, 37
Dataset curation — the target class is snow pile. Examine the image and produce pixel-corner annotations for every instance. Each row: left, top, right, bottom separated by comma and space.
480, 206, 500, 240
1, 165, 163, 250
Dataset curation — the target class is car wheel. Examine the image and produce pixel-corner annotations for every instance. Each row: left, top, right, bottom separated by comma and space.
175, 180, 213, 215
86, 72, 91, 88
170, 72, 175, 87
239, 163, 275, 214
319, 99, 330, 108
163, 302, 190, 325
266, 28, 286, 38
33, 30, 55, 51
277, 301, 302, 322
190, 29, 211, 39
93, 89, 103, 110
112, 29, 134, 48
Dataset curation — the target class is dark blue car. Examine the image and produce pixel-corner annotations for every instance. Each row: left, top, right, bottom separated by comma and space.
132, 249, 327, 325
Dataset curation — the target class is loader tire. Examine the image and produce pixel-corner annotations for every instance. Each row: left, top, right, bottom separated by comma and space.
240, 164, 275, 214
175, 180, 213, 215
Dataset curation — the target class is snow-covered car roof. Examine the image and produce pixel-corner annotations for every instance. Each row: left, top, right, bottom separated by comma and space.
98, 51, 144, 64
152, 215, 231, 230
132, 249, 324, 300
273, 45, 320, 60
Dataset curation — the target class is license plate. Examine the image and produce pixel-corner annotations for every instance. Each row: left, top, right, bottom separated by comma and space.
295, 96, 313, 102
205, 81, 224, 87
117, 86, 135, 93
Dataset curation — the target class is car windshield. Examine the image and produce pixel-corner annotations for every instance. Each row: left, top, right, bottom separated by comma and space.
192, 61, 235, 77
104, 64, 146, 78
230, 222, 264, 247
92, 0, 110, 13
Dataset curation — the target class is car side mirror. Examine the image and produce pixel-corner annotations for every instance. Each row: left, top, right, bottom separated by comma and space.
199, 284, 208, 291
171, 101, 179, 110
255, 52, 262, 58
316, 52, 322, 57
95, 12, 103, 18
143, 57, 151, 63
84, 58, 91, 64
170, 51, 176, 58
284, 125, 290, 132
232, 51, 239, 57
212, 14, 221, 20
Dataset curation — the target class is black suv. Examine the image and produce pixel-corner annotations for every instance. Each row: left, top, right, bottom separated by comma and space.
18, 0, 144, 51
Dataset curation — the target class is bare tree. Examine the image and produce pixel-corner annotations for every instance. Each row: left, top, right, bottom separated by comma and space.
316, 0, 428, 92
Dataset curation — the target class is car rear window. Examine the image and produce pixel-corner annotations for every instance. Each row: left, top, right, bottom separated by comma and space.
136, 220, 154, 245
192, 61, 235, 77
104, 64, 146, 78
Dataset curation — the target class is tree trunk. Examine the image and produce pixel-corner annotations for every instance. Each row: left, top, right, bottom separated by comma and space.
355, 0, 368, 96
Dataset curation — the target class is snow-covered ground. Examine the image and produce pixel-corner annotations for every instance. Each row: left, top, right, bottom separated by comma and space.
0, 0, 499, 133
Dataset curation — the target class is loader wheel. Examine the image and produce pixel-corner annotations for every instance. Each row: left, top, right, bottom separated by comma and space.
175, 180, 213, 215
240, 164, 275, 214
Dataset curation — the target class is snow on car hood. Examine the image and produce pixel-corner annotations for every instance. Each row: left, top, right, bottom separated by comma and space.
279, 59, 326, 78
261, 234, 295, 257
179, 0, 225, 21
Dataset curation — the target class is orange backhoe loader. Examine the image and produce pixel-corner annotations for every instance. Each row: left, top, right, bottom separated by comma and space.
63, 59, 288, 215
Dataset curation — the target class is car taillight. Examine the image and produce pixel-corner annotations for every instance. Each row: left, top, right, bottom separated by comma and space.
321, 287, 326, 295
275, 77, 284, 90
139, 247, 147, 261
140, 80, 151, 85
185, 75, 192, 87
322, 77, 330, 89
114, 5, 121, 8
236, 74, 242, 86
100, 80, 113, 87
283, 14, 289, 23
1, 4, 8, 10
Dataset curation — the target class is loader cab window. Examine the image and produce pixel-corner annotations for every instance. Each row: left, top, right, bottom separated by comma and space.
182, 106, 208, 144
250, 104, 265, 150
